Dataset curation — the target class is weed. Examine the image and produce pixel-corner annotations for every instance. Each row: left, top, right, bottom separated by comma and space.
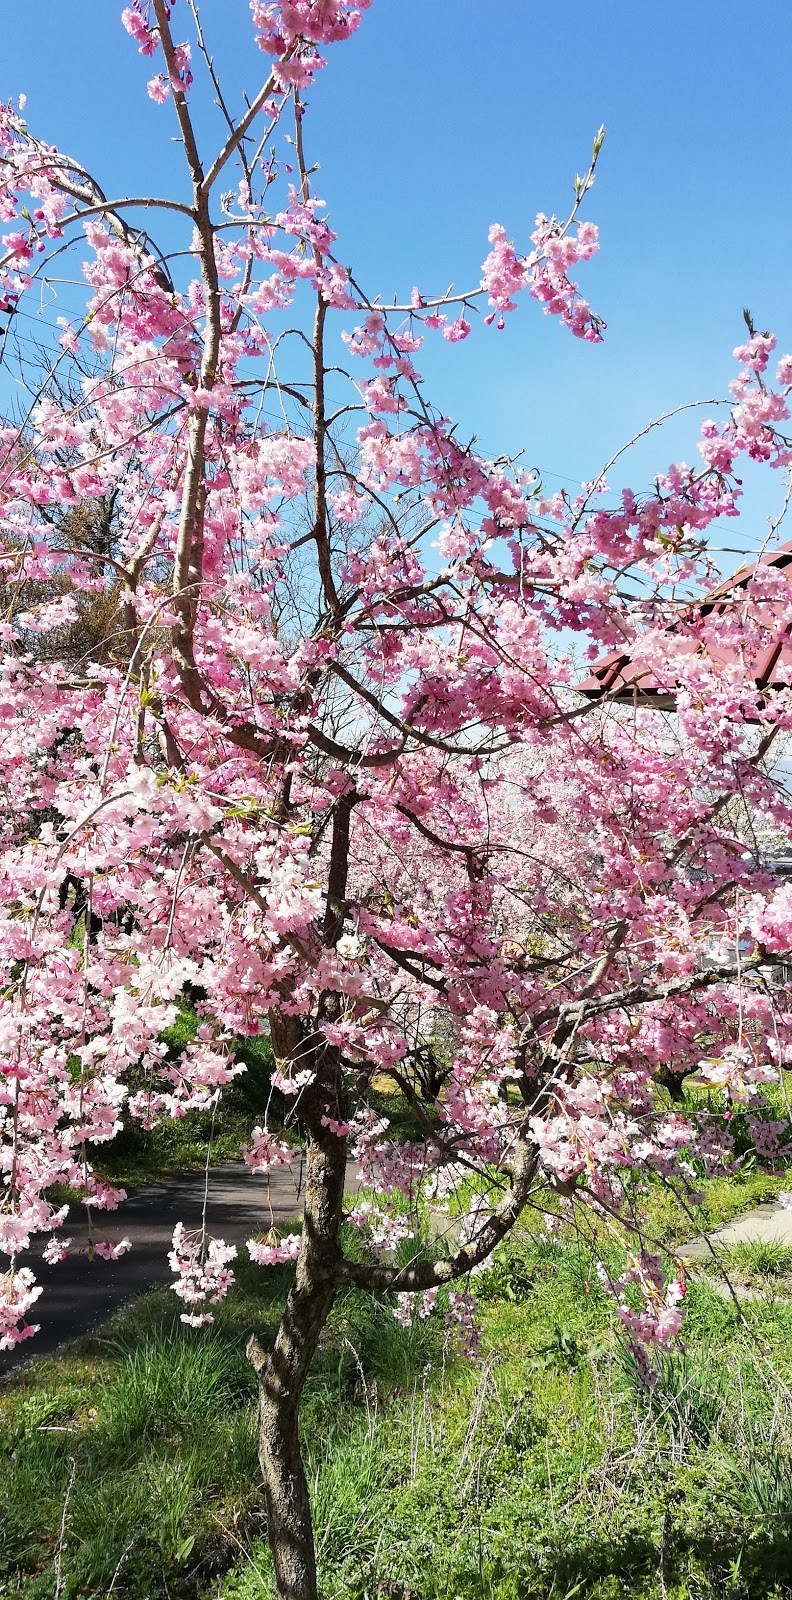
619, 1347, 726, 1451
719, 1238, 792, 1282
722, 1451, 792, 1522
99, 1327, 255, 1450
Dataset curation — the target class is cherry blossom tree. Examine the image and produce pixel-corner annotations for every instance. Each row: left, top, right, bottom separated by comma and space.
3, 4, 792, 1594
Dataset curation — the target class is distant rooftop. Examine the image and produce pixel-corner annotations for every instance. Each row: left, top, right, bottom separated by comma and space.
578, 540, 792, 710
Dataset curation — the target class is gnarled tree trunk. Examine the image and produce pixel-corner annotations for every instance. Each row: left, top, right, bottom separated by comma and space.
248, 1120, 347, 1600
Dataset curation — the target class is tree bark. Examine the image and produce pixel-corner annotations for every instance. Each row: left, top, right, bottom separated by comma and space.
252, 1286, 331, 1600
249, 1125, 347, 1600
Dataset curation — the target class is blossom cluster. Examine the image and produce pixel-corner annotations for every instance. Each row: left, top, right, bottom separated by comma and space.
0, 0, 791, 1366
168, 1224, 237, 1326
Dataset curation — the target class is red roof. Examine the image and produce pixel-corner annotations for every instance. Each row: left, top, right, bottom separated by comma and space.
577, 539, 792, 708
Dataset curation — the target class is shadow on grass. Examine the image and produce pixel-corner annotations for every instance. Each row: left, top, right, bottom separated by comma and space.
542, 1526, 792, 1600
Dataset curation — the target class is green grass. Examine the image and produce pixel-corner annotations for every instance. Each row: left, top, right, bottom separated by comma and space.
0, 1264, 285, 1599
700, 1238, 792, 1288
10, 1078, 792, 1600
222, 1245, 792, 1600
6, 1216, 792, 1600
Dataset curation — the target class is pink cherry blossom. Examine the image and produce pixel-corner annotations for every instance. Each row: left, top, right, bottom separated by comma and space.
0, 9, 791, 1587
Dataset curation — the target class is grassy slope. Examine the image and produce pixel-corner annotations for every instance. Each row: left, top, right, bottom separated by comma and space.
6, 1175, 792, 1600
9, 1060, 792, 1599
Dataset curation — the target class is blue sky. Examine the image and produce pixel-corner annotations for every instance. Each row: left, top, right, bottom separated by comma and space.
4, 0, 792, 560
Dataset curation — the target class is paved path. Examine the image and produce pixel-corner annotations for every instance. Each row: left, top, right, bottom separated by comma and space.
1, 1160, 360, 1377
16, 1178, 787, 1378
678, 1199, 792, 1262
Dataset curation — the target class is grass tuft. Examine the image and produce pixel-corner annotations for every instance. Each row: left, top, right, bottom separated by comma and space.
718, 1238, 792, 1281
99, 1326, 256, 1450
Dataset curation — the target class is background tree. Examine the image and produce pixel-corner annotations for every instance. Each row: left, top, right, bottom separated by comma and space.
2, 5, 792, 1596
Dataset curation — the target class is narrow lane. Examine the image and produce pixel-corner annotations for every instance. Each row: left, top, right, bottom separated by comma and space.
1, 1160, 360, 1376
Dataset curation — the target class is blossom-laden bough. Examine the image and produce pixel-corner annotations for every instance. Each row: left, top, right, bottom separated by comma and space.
2, 4, 792, 1595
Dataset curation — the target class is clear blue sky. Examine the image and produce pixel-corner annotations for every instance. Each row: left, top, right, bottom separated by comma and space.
4, 0, 792, 558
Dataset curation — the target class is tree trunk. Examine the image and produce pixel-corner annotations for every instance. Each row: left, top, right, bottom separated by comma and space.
254, 1283, 333, 1600
249, 1123, 347, 1600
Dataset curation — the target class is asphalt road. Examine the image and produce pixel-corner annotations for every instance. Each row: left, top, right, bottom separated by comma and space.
1, 1160, 361, 1377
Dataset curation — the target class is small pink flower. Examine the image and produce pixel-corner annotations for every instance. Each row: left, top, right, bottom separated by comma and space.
94, 1238, 131, 1261
42, 1238, 70, 1265
443, 315, 471, 343
147, 75, 170, 104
